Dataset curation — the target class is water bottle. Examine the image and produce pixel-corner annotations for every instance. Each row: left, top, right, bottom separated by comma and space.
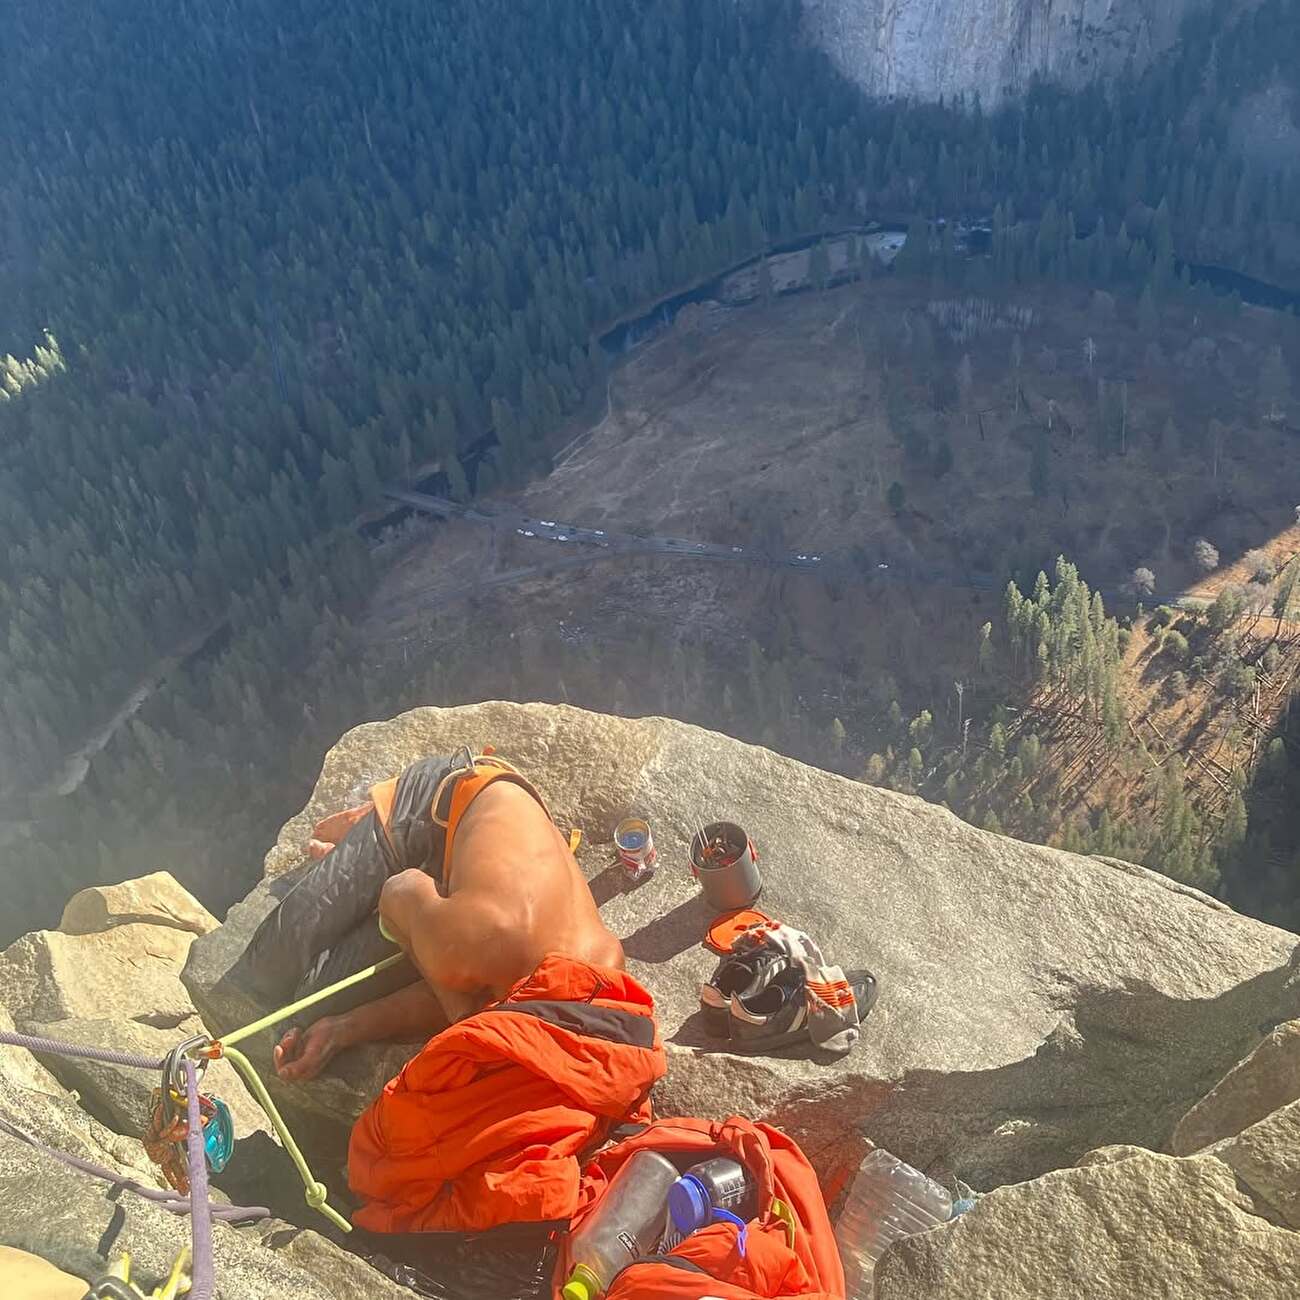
669, 1157, 755, 1228
562, 1150, 680, 1300
660, 1157, 754, 1255
835, 1149, 953, 1299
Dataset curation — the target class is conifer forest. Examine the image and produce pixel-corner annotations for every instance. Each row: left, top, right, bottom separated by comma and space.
3, 0, 1300, 938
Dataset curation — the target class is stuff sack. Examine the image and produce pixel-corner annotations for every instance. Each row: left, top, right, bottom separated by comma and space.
553, 1115, 845, 1300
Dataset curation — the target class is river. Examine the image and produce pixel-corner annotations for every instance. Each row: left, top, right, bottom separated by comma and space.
13, 220, 1299, 806
597, 220, 1298, 357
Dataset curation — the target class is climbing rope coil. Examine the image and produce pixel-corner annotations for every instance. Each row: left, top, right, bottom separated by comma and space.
0, 929, 407, 1295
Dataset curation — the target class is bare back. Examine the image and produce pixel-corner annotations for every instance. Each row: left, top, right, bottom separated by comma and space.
380, 780, 623, 1022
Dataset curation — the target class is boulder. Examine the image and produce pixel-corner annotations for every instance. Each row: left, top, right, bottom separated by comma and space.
1073, 1143, 1150, 1168
0, 924, 196, 1028
59, 871, 218, 938
0, 1130, 416, 1300
0, 1246, 84, 1300
874, 1150, 1300, 1300
0, 1006, 157, 1186
23, 1016, 270, 1143
1207, 1099, 1300, 1230
186, 702, 1300, 1193
1171, 1018, 1300, 1154
0, 883, 271, 1184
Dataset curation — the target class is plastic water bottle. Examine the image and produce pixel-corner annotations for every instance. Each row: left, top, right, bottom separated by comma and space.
562, 1150, 680, 1300
835, 1149, 953, 1299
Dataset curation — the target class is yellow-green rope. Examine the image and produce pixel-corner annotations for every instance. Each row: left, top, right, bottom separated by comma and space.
220, 1044, 353, 1234
206, 928, 408, 1232
218, 950, 406, 1048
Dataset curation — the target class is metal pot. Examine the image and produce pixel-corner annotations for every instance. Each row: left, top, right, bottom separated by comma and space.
689, 821, 762, 913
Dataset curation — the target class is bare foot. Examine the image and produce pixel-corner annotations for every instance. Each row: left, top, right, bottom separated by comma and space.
273, 1017, 347, 1082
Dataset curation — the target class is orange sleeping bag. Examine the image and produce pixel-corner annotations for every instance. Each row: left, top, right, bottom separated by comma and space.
348, 954, 666, 1234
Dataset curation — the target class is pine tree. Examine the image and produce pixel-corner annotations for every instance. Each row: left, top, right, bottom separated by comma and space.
809, 239, 831, 291
830, 716, 847, 757
445, 454, 471, 503
1259, 346, 1291, 423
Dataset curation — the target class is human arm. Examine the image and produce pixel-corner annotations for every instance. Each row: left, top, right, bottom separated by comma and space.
273, 980, 448, 1082
378, 868, 488, 994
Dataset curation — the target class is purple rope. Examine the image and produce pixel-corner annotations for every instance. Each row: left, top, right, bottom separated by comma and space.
0, 1026, 268, 1299
0, 1113, 268, 1223
183, 1058, 215, 1300
0, 1028, 163, 1071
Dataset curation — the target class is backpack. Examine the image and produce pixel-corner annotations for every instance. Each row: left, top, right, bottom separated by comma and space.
552, 1115, 846, 1300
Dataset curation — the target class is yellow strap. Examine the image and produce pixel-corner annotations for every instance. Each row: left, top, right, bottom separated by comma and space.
220, 1045, 352, 1234
568, 828, 583, 853
217, 950, 407, 1049
770, 1197, 798, 1248
150, 1247, 191, 1300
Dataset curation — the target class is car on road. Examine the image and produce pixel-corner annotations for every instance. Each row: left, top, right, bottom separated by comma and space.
731, 546, 743, 553
515, 528, 526, 535
694, 542, 705, 550
522, 530, 535, 538
556, 534, 569, 541
539, 519, 557, 527
593, 529, 606, 536
877, 562, 889, 570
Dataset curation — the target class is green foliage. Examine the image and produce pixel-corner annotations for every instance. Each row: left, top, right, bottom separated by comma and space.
0, 0, 870, 797
1274, 559, 1300, 624
5, 0, 1300, 929
1207, 589, 1243, 633
1221, 660, 1257, 698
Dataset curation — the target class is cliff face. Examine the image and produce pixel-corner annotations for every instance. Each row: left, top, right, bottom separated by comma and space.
189, 701, 1300, 1191
801, 0, 1205, 104
4, 702, 1300, 1298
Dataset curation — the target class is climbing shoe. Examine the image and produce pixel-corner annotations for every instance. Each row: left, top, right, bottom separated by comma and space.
726, 960, 810, 1052
701, 942, 879, 1055
699, 945, 790, 1038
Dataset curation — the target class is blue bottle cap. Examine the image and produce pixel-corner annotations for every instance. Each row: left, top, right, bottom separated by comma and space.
668, 1175, 711, 1233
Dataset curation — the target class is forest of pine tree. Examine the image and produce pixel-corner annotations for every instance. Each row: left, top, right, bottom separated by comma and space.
3, 0, 1300, 933
861, 560, 1233, 895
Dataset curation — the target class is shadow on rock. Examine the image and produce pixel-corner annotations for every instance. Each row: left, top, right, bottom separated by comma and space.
621, 893, 711, 964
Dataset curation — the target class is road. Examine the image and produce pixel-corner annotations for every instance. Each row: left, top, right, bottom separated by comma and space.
386, 487, 850, 574
380, 488, 1248, 611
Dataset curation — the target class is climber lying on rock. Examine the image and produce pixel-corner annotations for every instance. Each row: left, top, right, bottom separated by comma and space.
241, 749, 663, 1235
239, 750, 626, 1082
